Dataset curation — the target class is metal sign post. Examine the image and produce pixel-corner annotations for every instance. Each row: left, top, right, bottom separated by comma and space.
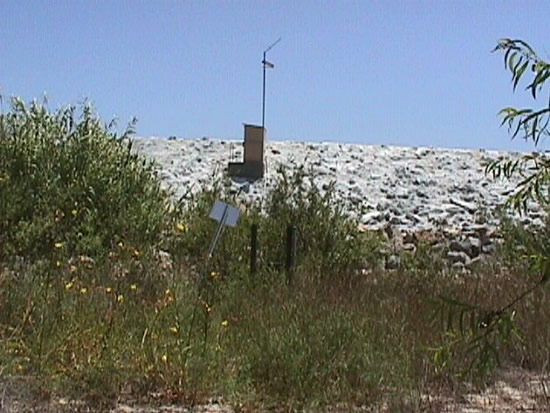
207, 200, 240, 261
186, 200, 241, 352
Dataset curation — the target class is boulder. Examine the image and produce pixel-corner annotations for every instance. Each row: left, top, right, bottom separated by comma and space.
462, 236, 482, 258
449, 236, 482, 258
447, 250, 471, 265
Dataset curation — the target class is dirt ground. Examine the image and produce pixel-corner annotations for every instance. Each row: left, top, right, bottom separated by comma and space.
1, 368, 549, 412
423, 368, 550, 412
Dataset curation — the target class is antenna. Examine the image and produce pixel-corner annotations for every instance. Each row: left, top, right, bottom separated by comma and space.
262, 37, 281, 131
264, 37, 282, 54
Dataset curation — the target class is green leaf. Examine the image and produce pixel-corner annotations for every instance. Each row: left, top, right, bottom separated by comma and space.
514, 61, 529, 91
485, 341, 501, 367
508, 51, 518, 73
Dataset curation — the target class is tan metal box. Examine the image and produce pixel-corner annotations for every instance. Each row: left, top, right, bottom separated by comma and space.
244, 124, 265, 163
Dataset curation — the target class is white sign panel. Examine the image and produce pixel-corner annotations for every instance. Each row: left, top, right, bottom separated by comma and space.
209, 200, 240, 227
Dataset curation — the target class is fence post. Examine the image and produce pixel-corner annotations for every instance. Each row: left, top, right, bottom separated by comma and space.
250, 223, 258, 275
285, 224, 297, 284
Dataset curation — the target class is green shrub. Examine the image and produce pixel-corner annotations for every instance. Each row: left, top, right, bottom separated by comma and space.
0, 97, 174, 262
174, 166, 384, 283
259, 165, 383, 276
496, 211, 550, 272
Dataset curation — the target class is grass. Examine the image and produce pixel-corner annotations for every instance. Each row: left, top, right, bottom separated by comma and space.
0, 97, 549, 411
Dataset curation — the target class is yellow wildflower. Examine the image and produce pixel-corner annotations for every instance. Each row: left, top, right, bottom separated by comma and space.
56, 260, 62, 268
176, 222, 185, 232
169, 326, 178, 335
71, 209, 78, 217
80, 287, 87, 295
132, 248, 140, 258
117, 241, 124, 249
105, 287, 112, 293
221, 320, 229, 328
54, 242, 63, 249
117, 294, 124, 303
65, 282, 74, 290
210, 271, 220, 280
130, 284, 137, 291
161, 354, 168, 363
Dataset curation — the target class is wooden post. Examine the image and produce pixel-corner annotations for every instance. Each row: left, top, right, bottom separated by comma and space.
286, 224, 297, 284
250, 224, 258, 275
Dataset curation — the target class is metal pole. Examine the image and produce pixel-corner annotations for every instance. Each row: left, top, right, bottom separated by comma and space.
286, 224, 297, 284
261, 37, 281, 132
250, 223, 258, 275
262, 51, 266, 130
207, 205, 229, 259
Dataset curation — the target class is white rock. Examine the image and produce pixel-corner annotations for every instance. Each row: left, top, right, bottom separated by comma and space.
131, 136, 545, 235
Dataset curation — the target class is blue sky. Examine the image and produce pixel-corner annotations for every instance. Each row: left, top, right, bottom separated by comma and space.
1, 1, 549, 151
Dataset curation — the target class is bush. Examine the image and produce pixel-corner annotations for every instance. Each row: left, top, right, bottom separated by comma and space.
173, 165, 384, 282
0, 97, 174, 262
258, 165, 383, 276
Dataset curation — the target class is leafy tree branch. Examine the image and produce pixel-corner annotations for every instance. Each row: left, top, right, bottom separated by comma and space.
433, 39, 550, 377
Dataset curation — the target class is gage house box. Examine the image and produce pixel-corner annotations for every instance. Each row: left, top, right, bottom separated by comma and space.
228, 124, 265, 180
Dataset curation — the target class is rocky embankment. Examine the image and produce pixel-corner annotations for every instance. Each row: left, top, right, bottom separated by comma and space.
133, 137, 547, 269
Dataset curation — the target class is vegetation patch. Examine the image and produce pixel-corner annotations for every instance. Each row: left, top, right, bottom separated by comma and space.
1, 37, 550, 411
